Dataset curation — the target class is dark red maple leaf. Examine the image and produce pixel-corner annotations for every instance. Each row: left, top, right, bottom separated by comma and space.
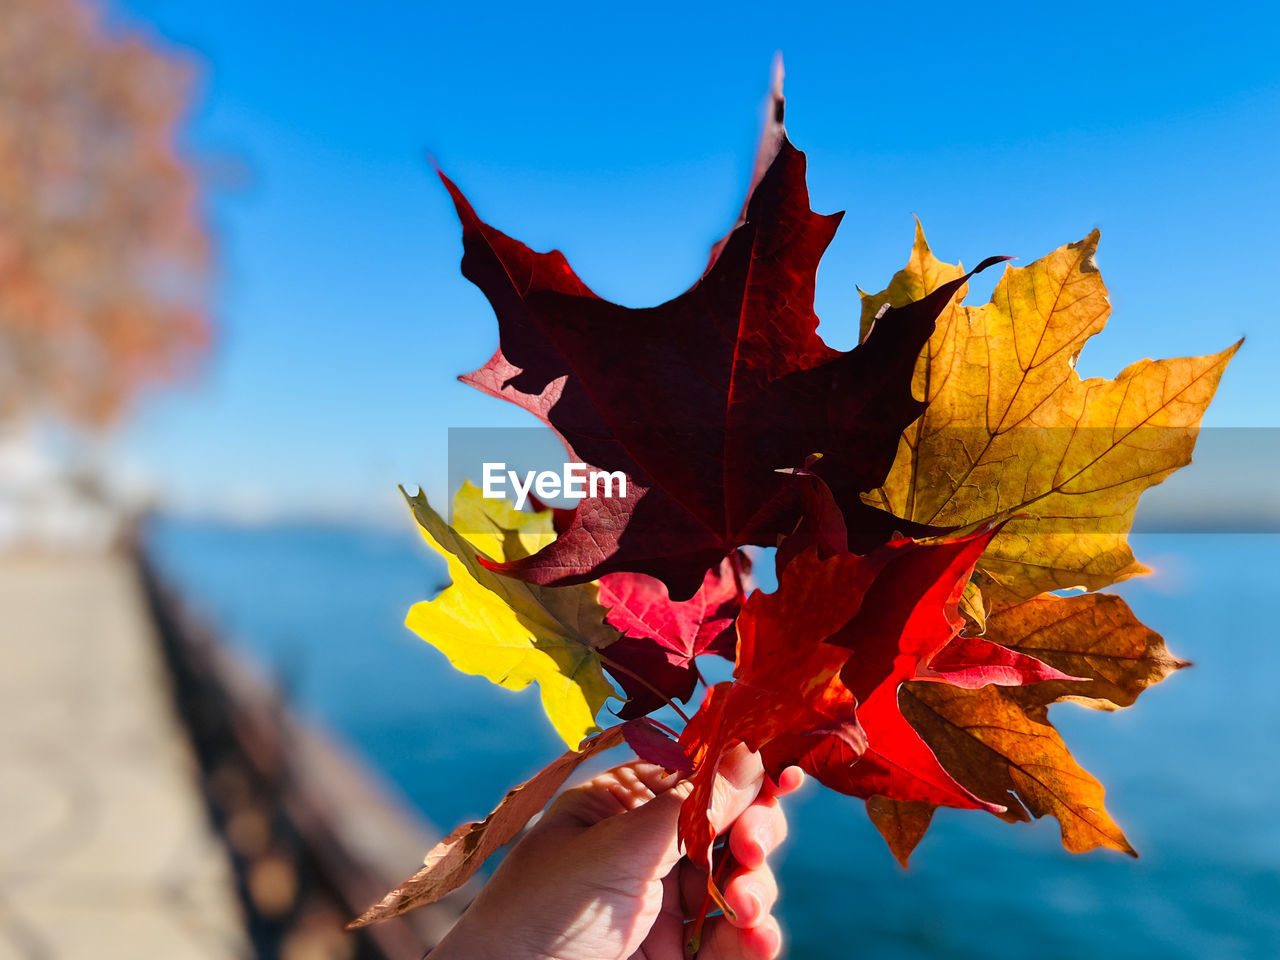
620, 717, 694, 774
596, 556, 741, 719
447, 80, 1004, 600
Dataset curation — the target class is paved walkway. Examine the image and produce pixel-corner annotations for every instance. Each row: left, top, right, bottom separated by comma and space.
0, 554, 250, 960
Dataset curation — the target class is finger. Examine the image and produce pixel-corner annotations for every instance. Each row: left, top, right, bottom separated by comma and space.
695, 914, 783, 960
773, 765, 805, 798
706, 743, 767, 838
723, 864, 778, 929
727, 800, 787, 869
756, 765, 804, 804
545, 761, 682, 827
566, 745, 766, 881
582, 777, 693, 876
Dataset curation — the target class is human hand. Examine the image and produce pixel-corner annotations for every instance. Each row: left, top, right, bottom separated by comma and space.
428, 745, 802, 960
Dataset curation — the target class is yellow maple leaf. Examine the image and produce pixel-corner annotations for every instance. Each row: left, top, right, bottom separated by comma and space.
404, 482, 619, 749
450, 481, 557, 561
860, 222, 1239, 602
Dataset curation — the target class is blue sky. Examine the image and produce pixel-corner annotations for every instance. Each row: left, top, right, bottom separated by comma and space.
109, 0, 1280, 525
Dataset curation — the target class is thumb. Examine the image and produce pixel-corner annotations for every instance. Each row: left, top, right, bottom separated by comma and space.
589, 744, 766, 877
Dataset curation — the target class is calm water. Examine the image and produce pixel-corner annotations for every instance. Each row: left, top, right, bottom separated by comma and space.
146, 520, 1280, 959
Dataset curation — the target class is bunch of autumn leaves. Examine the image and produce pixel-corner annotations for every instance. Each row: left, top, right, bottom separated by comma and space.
352, 90, 1237, 929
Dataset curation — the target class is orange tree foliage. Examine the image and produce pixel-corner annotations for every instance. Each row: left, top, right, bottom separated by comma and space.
0, 0, 209, 426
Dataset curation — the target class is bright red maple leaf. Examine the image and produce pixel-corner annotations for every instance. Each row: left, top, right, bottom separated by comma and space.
677, 528, 1076, 884
448, 83, 1003, 600
809, 529, 1077, 805
676, 544, 881, 876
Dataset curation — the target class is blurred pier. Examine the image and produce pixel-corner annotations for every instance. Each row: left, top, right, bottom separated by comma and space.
0, 549, 464, 959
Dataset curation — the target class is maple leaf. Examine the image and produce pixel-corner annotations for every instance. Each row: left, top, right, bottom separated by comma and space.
349, 724, 626, 928
449, 80, 1002, 601
895, 684, 1135, 855
676, 529, 1074, 885
595, 556, 741, 719
781, 529, 1074, 807
403, 482, 620, 749
677, 544, 878, 875
859, 223, 1239, 602
621, 716, 694, 774
990, 591, 1188, 711
866, 591, 1185, 865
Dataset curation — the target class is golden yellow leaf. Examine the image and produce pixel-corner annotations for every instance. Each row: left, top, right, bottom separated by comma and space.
860, 223, 1239, 602
450, 480, 558, 561
404, 482, 619, 749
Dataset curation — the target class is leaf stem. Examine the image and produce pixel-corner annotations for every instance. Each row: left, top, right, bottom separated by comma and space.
686, 841, 739, 958
645, 716, 683, 740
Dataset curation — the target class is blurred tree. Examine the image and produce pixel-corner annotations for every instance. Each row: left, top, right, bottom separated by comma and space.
0, 0, 209, 427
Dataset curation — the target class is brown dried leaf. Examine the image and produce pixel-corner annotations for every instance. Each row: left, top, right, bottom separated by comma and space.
866, 797, 935, 868
348, 725, 624, 929
897, 682, 1136, 859
989, 593, 1189, 711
